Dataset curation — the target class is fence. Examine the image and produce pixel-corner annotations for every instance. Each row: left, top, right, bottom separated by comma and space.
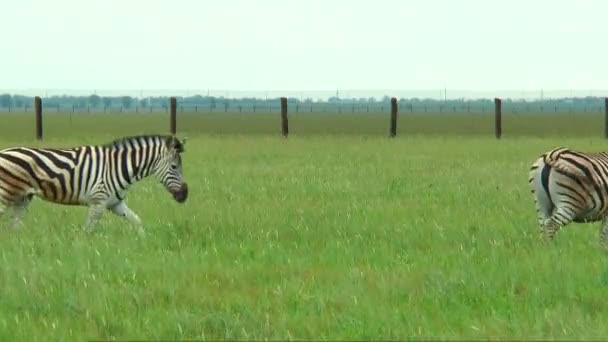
2, 89, 607, 115
2, 99, 607, 115
17, 95, 608, 141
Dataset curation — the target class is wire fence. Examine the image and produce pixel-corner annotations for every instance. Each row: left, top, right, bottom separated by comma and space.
0, 100, 605, 115
0, 89, 606, 115
0, 90, 607, 142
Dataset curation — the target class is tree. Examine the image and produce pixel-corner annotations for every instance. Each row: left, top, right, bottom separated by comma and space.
102, 97, 112, 109
0, 94, 11, 108
12, 96, 24, 108
89, 94, 101, 108
121, 96, 133, 109
77, 97, 88, 109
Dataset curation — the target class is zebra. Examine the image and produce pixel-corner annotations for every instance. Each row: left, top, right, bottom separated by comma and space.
529, 146, 608, 247
0, 134, 188, 234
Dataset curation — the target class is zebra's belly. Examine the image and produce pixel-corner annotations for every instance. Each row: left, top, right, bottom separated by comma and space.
38, 196, 87, 205
573, 209, 605, 223
35, 192, 88, 206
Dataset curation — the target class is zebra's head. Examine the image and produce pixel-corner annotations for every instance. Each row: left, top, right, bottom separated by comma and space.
155, 135, 188, 203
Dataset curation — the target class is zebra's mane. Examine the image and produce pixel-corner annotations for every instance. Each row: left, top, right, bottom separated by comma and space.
103, 134, 170, 149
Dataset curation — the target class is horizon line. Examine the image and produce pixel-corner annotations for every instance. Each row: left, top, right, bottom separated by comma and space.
1, 88, 607, 101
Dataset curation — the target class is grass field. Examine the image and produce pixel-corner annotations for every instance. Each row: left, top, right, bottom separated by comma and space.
1, 112, 608, 340
0, 110, 604, 140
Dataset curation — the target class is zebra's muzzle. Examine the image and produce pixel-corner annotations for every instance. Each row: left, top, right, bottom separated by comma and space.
172, 182, 188, 203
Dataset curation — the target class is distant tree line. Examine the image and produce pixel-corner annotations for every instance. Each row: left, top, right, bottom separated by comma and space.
0, 93, 605, 113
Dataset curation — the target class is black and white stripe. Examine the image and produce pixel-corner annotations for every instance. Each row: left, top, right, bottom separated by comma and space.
529, 146, 608, 245
0, 134, 188, 233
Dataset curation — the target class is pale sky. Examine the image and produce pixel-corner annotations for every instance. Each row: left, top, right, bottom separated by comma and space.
2, 0, 607, 96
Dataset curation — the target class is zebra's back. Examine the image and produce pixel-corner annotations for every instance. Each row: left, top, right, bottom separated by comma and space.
0, 146, 104, 206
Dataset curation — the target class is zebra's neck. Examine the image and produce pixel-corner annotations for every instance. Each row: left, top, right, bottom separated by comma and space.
106, 137, 164, 186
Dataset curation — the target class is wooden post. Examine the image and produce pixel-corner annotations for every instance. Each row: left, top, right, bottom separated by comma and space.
280, 97, 288, 137
169, 97, 177, 134
494, 98, 502, 139
34, 96, 42, 140
389, 97, 398, 137
604, 97, 608, 138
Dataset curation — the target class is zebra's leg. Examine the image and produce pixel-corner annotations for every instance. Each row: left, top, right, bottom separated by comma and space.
84, 186, 112, 233
529, 168, 554, 238
600, 216, 608, 250
9, 195, 33, 229
534, 199, 553, 238
0, 193, 11, 222
0, 197, 16, 230
108, 201, 144, 236
0, 203, 6, 227
542, 207, 577, 242
84, 203, 106, 233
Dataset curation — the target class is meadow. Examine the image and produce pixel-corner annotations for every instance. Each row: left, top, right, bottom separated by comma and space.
0, 111, 607, 340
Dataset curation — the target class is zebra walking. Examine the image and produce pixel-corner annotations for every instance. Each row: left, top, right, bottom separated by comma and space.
0, 134, 188, 234
529, 146, 608, 247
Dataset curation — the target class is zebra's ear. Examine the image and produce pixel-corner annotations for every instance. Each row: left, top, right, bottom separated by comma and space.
174, 139, 185, 153
177, 137, 187, 153
167, 135, 185, 153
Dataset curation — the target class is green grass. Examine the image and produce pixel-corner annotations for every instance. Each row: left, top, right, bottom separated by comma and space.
0, 112, 607, 340
0, 110, 603, 140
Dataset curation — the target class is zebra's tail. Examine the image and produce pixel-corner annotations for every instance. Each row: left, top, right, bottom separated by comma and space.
528, 147, 583, 218
529, 152, 553, 215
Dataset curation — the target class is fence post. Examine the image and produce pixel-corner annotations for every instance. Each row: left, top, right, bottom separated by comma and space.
170, 97, 177, 134
280, 97, 288, 137
35, 96, 42, 140
494, 98, 502, 139
604, 97, 608, 138
389, 97, 398, 137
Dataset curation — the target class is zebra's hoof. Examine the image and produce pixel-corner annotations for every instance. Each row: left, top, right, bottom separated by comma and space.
542, 234, 555, 243
83, 226, 96, 234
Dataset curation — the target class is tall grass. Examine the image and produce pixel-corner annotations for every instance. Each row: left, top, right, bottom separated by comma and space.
0, 111, 603, 142
0, 113, 606, 340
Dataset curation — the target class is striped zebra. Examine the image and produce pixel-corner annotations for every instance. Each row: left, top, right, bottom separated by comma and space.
529, 146, 608, 246
0, 134, 188, 234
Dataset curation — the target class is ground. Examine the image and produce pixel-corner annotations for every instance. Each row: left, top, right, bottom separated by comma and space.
0, 112, 607, 340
